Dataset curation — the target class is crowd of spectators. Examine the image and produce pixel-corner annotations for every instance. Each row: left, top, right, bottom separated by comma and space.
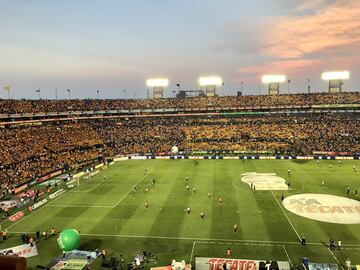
0, 123, 103, 194
1, 111, 360, 191
1, 92, 360, 114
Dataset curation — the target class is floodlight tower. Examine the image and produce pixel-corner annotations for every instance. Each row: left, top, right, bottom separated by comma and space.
146, 78, 169, 99
321, 71, 350, 93
261, 75, 286, 95
198, 76, 223, 97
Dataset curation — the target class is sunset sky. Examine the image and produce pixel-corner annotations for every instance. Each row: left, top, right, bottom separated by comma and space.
0, 0, 359, 99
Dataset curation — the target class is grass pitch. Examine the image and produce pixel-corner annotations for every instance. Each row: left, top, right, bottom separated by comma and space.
1, 159, 360, 269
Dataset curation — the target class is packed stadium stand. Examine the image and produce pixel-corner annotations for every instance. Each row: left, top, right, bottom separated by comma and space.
1, 92, 360, 194
1, 92, 360, 113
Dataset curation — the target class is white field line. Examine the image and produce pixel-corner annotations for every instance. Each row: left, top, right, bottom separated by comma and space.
112, 170, 151, 208
190, 241, 196, 263
5, 190, 68, 230
7, 231, 360, 248
70, 179, 106, 193
47, 171, 150, 208
3, 171, 147, 230
271, 191, 301, 241
282, 245, 293, 267
46, 204, 113, 208
328, 249, 344, 270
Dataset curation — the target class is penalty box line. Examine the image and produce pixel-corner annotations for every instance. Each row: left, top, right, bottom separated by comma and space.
70, 179, 107, 193
3, 171, 151, 231
112, 169, 151, 208
47, 170, 151, 208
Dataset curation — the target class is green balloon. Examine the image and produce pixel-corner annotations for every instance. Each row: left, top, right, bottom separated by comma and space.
57, 229, 80, 252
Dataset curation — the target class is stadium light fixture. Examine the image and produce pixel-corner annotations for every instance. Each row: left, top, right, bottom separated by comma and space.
261, 75, 286, 84
198, 76, 223, 86
321, 71, 350, 81
146, 78, 169, 87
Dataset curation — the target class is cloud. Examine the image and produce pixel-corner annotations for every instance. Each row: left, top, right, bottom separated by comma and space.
263, 0, 360, 59
295, 0, 332, 11
237, 59, 321, 76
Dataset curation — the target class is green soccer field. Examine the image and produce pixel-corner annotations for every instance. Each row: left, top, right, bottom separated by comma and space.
1, 159, 360, 269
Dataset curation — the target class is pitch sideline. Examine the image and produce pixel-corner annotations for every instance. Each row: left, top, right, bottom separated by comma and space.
271, 191, 301, 241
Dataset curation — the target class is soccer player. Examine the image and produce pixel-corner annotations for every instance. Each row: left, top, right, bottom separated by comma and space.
226, 247, 231, 258
101, 249, 106, 261
186, 207, 191, 214
218, 196, 223, 205
185, 176, 189, 182
347, 186, 350, 196
144, 168, 147, 175
200, 210, 204, 220
329, 164, 332, 169
301, 234, 306, 245
145, 201, 149, 208
233, 224, 237, 233
186, 185, 190, 191
207, 192, 211, 199
287, 169, 291, 177
145, 188, 149, 193
329, 238, 335, 250
51, 227, 56, 236
29, 237, 34, 247
355, 189, 358, 198
2, 229, 7, 240
193, 187, 196, 193
317, 160, 320, 165
353, 165, 356, 172
321, 181, 325, 187
338, 160, 341, 166
152, 178, 155, 185
345, 258, 351, 270
104, 175, 108, 181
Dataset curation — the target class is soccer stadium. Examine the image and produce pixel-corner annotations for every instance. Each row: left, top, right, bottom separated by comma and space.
0, 1, 360, 270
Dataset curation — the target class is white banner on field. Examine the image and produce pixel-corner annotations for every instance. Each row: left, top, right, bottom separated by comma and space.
0, 243, 38, 258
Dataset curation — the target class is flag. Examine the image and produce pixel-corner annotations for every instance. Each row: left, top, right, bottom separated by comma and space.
35, 89, 40, 93
3, 85, 9, 92
67, 89, 70, 92
175, 84, 180, 87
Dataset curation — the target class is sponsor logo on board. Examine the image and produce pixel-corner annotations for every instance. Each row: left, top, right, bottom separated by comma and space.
0, 243, 38, 258
49, 189, 66, 199
9, 211, 25, 222
28, 198, 48, 211
196, 257, 290, 270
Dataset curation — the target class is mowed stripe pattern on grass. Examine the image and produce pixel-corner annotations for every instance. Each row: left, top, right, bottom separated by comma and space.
4, 159, 360, 267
